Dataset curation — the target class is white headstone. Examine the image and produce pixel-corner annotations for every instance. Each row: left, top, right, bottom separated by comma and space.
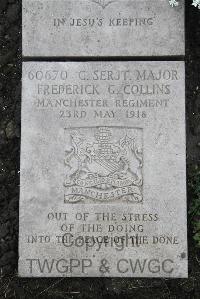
22, 0, 185, 57
19, 61, 187, 277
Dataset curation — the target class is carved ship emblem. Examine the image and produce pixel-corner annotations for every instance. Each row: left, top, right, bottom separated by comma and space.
90, 0, 116, 9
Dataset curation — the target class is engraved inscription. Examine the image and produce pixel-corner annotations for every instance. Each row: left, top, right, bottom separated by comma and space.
23, 0, 185, 56
64, 127, 143, 204
19, 62, 187, 278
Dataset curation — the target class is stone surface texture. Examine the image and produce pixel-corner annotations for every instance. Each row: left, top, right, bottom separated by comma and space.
22, 0, 185, 57
19, 61, 187, 277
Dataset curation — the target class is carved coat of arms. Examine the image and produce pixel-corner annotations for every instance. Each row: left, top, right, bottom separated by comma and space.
64, 127, 143, 203
90, 0, 116, 9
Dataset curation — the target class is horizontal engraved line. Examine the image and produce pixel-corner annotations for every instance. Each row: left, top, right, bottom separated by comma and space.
22, 56, 185, 62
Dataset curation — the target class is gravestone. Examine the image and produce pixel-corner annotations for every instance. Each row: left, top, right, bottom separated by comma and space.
22, 0, 185, 57
19, 61, 187, 277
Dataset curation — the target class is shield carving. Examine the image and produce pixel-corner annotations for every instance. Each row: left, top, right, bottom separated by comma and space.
90, 0, 116, 9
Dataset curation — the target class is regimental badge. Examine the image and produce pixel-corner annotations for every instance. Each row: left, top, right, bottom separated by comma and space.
90, 0, 116, 9
64, 127, 143, 203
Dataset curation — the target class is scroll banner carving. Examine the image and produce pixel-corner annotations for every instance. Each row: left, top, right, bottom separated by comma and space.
64, 185, 142, 203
